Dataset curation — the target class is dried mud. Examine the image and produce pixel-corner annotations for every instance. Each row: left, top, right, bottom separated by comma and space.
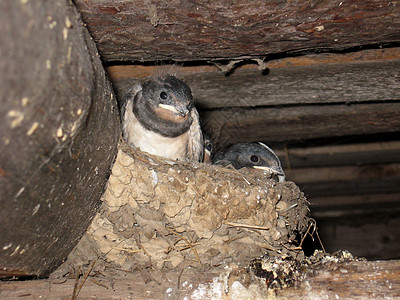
54, 141, 310, 279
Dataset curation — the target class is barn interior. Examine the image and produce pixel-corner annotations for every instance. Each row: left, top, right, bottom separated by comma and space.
1, 0, 399, 298
94, 1, 400, 261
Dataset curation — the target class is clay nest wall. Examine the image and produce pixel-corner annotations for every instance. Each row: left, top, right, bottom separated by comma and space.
57, 141, 310, 277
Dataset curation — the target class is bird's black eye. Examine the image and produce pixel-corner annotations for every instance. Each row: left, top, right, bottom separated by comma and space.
206, 144, 212, 151
250, 155, 259, 163
160, 91, 168, 100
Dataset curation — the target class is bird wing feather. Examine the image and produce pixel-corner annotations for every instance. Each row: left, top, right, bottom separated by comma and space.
120, 83, 142, 121
188, 108, 203, 162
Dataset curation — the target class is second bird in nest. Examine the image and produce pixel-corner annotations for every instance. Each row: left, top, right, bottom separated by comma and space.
213, 142, 285, 182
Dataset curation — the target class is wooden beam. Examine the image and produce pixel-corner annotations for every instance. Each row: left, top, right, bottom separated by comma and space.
274, 142, 400, 211
275, 141, 400, 169
286, 163, 400, 198
187, 60, 400, 109
201, 102, 400, 148
280, 260, 400, 298
1, 261, 399, 299
74, 0, 400, 62
286, 163, 400, 184
106, 49, 400, 150
109, 59, 400, 109
106, 48, 400, 80
297, 177, 400, 198
316, 217, 400, 260
309, 193, 400, 210
0, 0, 119, 277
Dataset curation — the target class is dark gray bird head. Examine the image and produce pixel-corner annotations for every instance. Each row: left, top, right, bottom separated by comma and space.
203, 134, 213, 163
124, 75, 195, 138
213, 142, 285, 182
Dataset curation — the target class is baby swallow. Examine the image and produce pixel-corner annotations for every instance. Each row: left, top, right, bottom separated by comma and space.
120, 75, 203, 162
213, 142, 285, 182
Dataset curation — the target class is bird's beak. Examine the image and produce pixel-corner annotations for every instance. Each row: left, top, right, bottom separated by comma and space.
252, 166, 276, 172
159, 103, 179, 114
176, 105, 190, 117
276, 174, 286, 183
158, 103, 190, 117
252, 166, 286, 183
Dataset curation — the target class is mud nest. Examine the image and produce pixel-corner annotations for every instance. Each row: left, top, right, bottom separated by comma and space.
58, 141, 310, 276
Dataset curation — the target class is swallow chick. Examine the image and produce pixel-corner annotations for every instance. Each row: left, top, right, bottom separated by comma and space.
213, 142, 285, 182
120, 75, 203, 162
202, 134, 214, 163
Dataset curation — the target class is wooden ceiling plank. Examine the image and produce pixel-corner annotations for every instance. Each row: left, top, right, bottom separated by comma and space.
202, 102, 400, 148
74, 0, 400, 62
108, 58, 400, 109
276, 141, 400, 168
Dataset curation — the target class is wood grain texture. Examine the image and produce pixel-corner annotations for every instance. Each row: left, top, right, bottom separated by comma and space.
280, 147, 400, 210
1, 261, 399, 299
286, 163, 400, 197
276, 141, 400, 209
308, 192, 400, 208
106, 48, 400, 80
74, 0, 400, 62
287, 163, 400, 186
186, 60, 400, 109
275, 141, 400, 169
279, 260, 400, 298
106, 49, 400, 152
0, 0, 119, 277
110, 59, 400, 109
316, 217, 400, 260
201, 102, 400, 149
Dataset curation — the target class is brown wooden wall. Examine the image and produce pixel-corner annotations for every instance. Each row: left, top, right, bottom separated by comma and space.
77, 0, 400, 260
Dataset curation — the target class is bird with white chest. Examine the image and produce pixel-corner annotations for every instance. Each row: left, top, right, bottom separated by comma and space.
120, 75, 203, 162
213, 142, 286, 182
